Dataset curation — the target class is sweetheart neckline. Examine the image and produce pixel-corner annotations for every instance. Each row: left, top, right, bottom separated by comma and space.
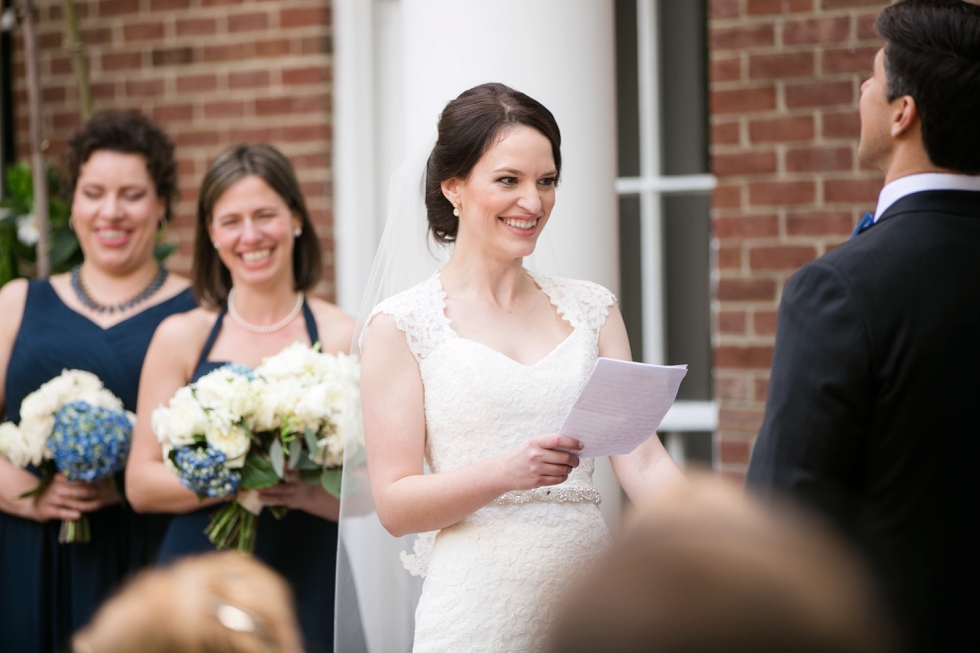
433, 270, 577, 368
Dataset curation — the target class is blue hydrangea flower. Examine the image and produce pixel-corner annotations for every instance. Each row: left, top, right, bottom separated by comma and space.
172, 445, 241, 499
49, 402, 133, 483
219, 363, 255, 380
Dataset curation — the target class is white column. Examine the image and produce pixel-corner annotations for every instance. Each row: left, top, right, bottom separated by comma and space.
399, 0, 622, 528
399, 0, 620, 292
332, 0, 379, 315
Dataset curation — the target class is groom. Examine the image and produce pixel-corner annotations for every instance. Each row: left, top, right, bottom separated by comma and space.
746, 1, 980, 651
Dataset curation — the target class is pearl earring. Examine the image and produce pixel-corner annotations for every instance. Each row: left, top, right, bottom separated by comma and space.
452, 204, 460, 217
294, 227, 302, 237
213, 241, 220, 250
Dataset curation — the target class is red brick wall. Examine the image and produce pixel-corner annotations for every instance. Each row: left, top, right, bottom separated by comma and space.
709, 0, 889, 481
11, 0, 335, 296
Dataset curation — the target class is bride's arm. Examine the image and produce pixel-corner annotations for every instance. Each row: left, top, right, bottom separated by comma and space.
362, 314, 582, 538
603, 305, 687, 501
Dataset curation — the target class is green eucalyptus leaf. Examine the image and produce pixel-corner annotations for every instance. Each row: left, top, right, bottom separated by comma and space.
295, 449, 320, 471
320, 468, 343, 498
240, 451, 279, 490
303, 427, 319, 455
269, 438, 285, 479
288, 439, 302, 469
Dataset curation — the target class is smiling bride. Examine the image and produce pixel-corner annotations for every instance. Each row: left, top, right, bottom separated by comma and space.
357, 83, 685, 652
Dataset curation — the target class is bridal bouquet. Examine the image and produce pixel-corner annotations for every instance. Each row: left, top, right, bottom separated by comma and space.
153, 343, 359, 553
0, 370, 134, 542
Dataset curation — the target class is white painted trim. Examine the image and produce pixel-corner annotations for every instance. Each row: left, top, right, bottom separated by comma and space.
332, 0, 379, 315
616, 173, 717, 195
637, 0, 664, 365
659, 400, 719, 432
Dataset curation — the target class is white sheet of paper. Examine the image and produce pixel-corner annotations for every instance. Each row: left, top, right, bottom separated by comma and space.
558, 358, 688, 458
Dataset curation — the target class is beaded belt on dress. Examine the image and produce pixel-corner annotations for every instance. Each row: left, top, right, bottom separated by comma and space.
493, 486, 602, 506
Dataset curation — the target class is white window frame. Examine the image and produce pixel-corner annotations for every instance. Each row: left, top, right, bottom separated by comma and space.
617, 0, 718, 463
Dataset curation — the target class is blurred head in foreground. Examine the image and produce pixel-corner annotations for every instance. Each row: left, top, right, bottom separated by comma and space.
549, 477, 896, 653
73, 552, 305, 653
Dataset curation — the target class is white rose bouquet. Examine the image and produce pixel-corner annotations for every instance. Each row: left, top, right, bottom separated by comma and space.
0, 370, 134, 542
152, 344, 359, 553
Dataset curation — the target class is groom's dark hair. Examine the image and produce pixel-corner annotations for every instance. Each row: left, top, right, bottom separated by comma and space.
876, 0, 980, 173
426, 83, 562, 244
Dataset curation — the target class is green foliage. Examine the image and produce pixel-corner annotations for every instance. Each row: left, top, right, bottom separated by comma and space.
0, 162, 177, 289
0, 162, 74, 287
240, 450, 281, 490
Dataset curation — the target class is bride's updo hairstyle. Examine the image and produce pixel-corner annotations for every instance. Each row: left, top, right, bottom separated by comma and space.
425, 82, 562, 243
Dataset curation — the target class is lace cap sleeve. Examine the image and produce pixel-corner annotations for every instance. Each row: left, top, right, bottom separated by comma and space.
359, 275, 452, 363
531, 273, 617, 335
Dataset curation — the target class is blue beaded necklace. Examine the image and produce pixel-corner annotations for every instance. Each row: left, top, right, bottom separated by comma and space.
70, 264, 169, 315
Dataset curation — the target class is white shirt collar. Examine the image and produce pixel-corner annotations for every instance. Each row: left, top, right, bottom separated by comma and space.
874, 172, 980, 222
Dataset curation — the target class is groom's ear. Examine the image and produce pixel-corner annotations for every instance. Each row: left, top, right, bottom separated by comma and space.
441, 178, 461, 205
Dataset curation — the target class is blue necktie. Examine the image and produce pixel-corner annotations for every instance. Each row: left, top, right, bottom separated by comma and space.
851, 212, 875, 239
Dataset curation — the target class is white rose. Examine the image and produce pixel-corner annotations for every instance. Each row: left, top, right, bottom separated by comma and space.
294, 383, 334, 427
193, 368, 256, 423
256, 343, 311, 382
224, 451, 247, 469
314, 432, 345, 468
152, 402, 205, 448
248, 380, 284, 433
64, 370, 105, 395
76, 388, 124, 412
0, 421, 46, 468
204, 422, 251, 462
19, 390, 59, 423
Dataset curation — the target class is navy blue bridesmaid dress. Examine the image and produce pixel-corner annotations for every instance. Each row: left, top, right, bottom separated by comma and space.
0, 279, 196, 653
156, 302, 338, 653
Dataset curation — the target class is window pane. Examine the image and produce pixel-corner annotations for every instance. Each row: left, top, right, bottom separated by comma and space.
664, 193, 712, 400
618, 194, 643, 362
660, 0, 709, 176
615, 0, 640, 178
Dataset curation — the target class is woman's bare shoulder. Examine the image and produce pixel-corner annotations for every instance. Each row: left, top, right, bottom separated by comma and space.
153, 306, 218, 350
0, 279, 29, 344
307, 297, 356, 355
0, 278, 29, 313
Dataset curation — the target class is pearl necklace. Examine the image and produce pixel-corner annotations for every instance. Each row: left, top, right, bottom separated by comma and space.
227, 288, 305, 334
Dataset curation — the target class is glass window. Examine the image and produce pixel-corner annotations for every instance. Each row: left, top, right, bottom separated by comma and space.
615, 0, 715, 467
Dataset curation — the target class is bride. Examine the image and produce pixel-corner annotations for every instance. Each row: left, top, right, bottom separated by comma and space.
358, 83, 684, 652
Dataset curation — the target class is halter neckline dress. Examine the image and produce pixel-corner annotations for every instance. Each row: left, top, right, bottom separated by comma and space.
156, 301, 339, 653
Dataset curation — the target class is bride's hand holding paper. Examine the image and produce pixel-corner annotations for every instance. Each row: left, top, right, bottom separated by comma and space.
498, 434, 583, 491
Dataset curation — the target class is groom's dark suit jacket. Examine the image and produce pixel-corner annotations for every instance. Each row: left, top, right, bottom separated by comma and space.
747, 189, 980, 652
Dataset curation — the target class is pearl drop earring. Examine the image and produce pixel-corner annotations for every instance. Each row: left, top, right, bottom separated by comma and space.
452, 204, 460, 217
294, 227, 302, 237
214, 241, 220, 250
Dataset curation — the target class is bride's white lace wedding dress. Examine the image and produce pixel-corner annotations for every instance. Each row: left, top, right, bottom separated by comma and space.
366, 270, 614, 652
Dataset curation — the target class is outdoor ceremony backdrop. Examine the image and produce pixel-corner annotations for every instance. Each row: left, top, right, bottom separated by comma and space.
1, 0, 891, 486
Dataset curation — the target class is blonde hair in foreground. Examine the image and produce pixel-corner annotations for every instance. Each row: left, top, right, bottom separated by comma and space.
73, 552, 305, 653
549, 475, 897, 653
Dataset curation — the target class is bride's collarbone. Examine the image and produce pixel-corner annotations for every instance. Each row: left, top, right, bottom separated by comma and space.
445, 300, 573, 366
